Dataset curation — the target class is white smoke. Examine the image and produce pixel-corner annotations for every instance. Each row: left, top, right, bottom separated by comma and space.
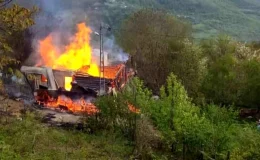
103, 37, 129, 63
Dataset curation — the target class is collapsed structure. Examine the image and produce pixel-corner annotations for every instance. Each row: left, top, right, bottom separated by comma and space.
20, 22, 135, 113
20, 63, 135, 113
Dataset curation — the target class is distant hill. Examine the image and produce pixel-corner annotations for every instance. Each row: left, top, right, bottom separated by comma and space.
14, 0, 260, 41
102, 0, 260, 41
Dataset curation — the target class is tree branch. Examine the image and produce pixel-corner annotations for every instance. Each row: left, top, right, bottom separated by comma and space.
0, 0, 12, 8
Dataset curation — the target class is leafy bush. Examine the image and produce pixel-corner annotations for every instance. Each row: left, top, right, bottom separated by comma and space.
94, 78, 166, 159
239, 59, 260, 108
14, 69, 23, 79
144, 73, 260, 159
135, 116, 163, 159
95, 94, 136, 137
201, 36, 260, 108
7, 68, 13, 75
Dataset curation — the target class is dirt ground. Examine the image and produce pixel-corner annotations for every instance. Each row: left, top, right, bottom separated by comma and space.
0, 95, 82, 124
0, 95, 24, 118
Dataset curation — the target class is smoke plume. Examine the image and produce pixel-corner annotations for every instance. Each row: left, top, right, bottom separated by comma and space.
15, 0, 128, 66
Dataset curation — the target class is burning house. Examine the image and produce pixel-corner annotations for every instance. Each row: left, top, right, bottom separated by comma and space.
21, 63, 133, 114
21, 23, 134, 114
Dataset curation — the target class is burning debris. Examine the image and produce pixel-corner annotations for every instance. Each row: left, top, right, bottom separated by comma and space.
36, 91, 98, 114
128, 103, 140, 114
21, 63, 134, 113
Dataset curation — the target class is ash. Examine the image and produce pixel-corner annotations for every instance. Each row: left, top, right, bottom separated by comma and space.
0, 74, 88, 126
1, 75, 34, 103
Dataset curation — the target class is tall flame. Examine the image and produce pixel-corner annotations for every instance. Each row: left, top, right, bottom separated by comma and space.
38, 23, 99, 77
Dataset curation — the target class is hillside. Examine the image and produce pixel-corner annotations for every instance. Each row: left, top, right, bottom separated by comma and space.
14, 0, 260, 41
105, 0, 260, 41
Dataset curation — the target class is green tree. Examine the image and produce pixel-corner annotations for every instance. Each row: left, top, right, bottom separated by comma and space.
239, 59, 260, 108
202, 53, 240, 105
7, 29, 33, 67
201, 35, 260, 108
170, 40, 205, 103
146, 73, 260, 159
0, 1, 37, 69
117, 9, 203, 100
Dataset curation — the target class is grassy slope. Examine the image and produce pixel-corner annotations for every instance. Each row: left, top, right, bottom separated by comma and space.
0, 113, 132, 160
111, 0, 260, 41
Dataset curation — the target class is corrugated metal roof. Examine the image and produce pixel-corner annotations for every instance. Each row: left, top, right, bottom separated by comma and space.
75, 64, 125, 80
74, 64, 125, 92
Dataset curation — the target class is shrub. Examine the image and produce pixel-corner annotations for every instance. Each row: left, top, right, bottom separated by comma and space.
14, 69, 23, 79
135, 116, 163, 159
145, 73, 260, 159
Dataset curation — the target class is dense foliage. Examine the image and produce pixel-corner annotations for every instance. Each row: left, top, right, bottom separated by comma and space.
0, 0, 37, 69
118, 10, 260, 108
93, 75, 260, 159
117, 9, 203, 99
201, 36, 260, 108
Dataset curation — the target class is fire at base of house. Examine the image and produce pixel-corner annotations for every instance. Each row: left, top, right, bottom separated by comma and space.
20, 63, 135, 114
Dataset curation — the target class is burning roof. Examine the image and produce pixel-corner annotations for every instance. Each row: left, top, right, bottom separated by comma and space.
75, 64, 125, 80
73, 64, 126, 92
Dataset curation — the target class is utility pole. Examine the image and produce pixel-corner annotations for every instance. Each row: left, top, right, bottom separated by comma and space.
98, 23, 111, 95
99, 23, 108, 95
99, 24, 105, 95
95, 23, 112, 94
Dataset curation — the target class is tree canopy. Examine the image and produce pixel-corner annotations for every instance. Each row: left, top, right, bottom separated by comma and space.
0, 0, 37, 69
201, 35, 260, 108
117, 9, 203, 99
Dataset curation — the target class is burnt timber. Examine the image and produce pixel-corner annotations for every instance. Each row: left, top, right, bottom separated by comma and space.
20, 63, 132, 98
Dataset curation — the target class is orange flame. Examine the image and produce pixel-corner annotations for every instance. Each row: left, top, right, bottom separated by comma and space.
36, 91, 99, 114
36, 91, 138, 114
38, 23, 99, 77
48, 96, 98, 114
128, 103, 140, 114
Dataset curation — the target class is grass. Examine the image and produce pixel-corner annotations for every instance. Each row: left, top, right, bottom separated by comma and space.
0, 113, 133, 160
